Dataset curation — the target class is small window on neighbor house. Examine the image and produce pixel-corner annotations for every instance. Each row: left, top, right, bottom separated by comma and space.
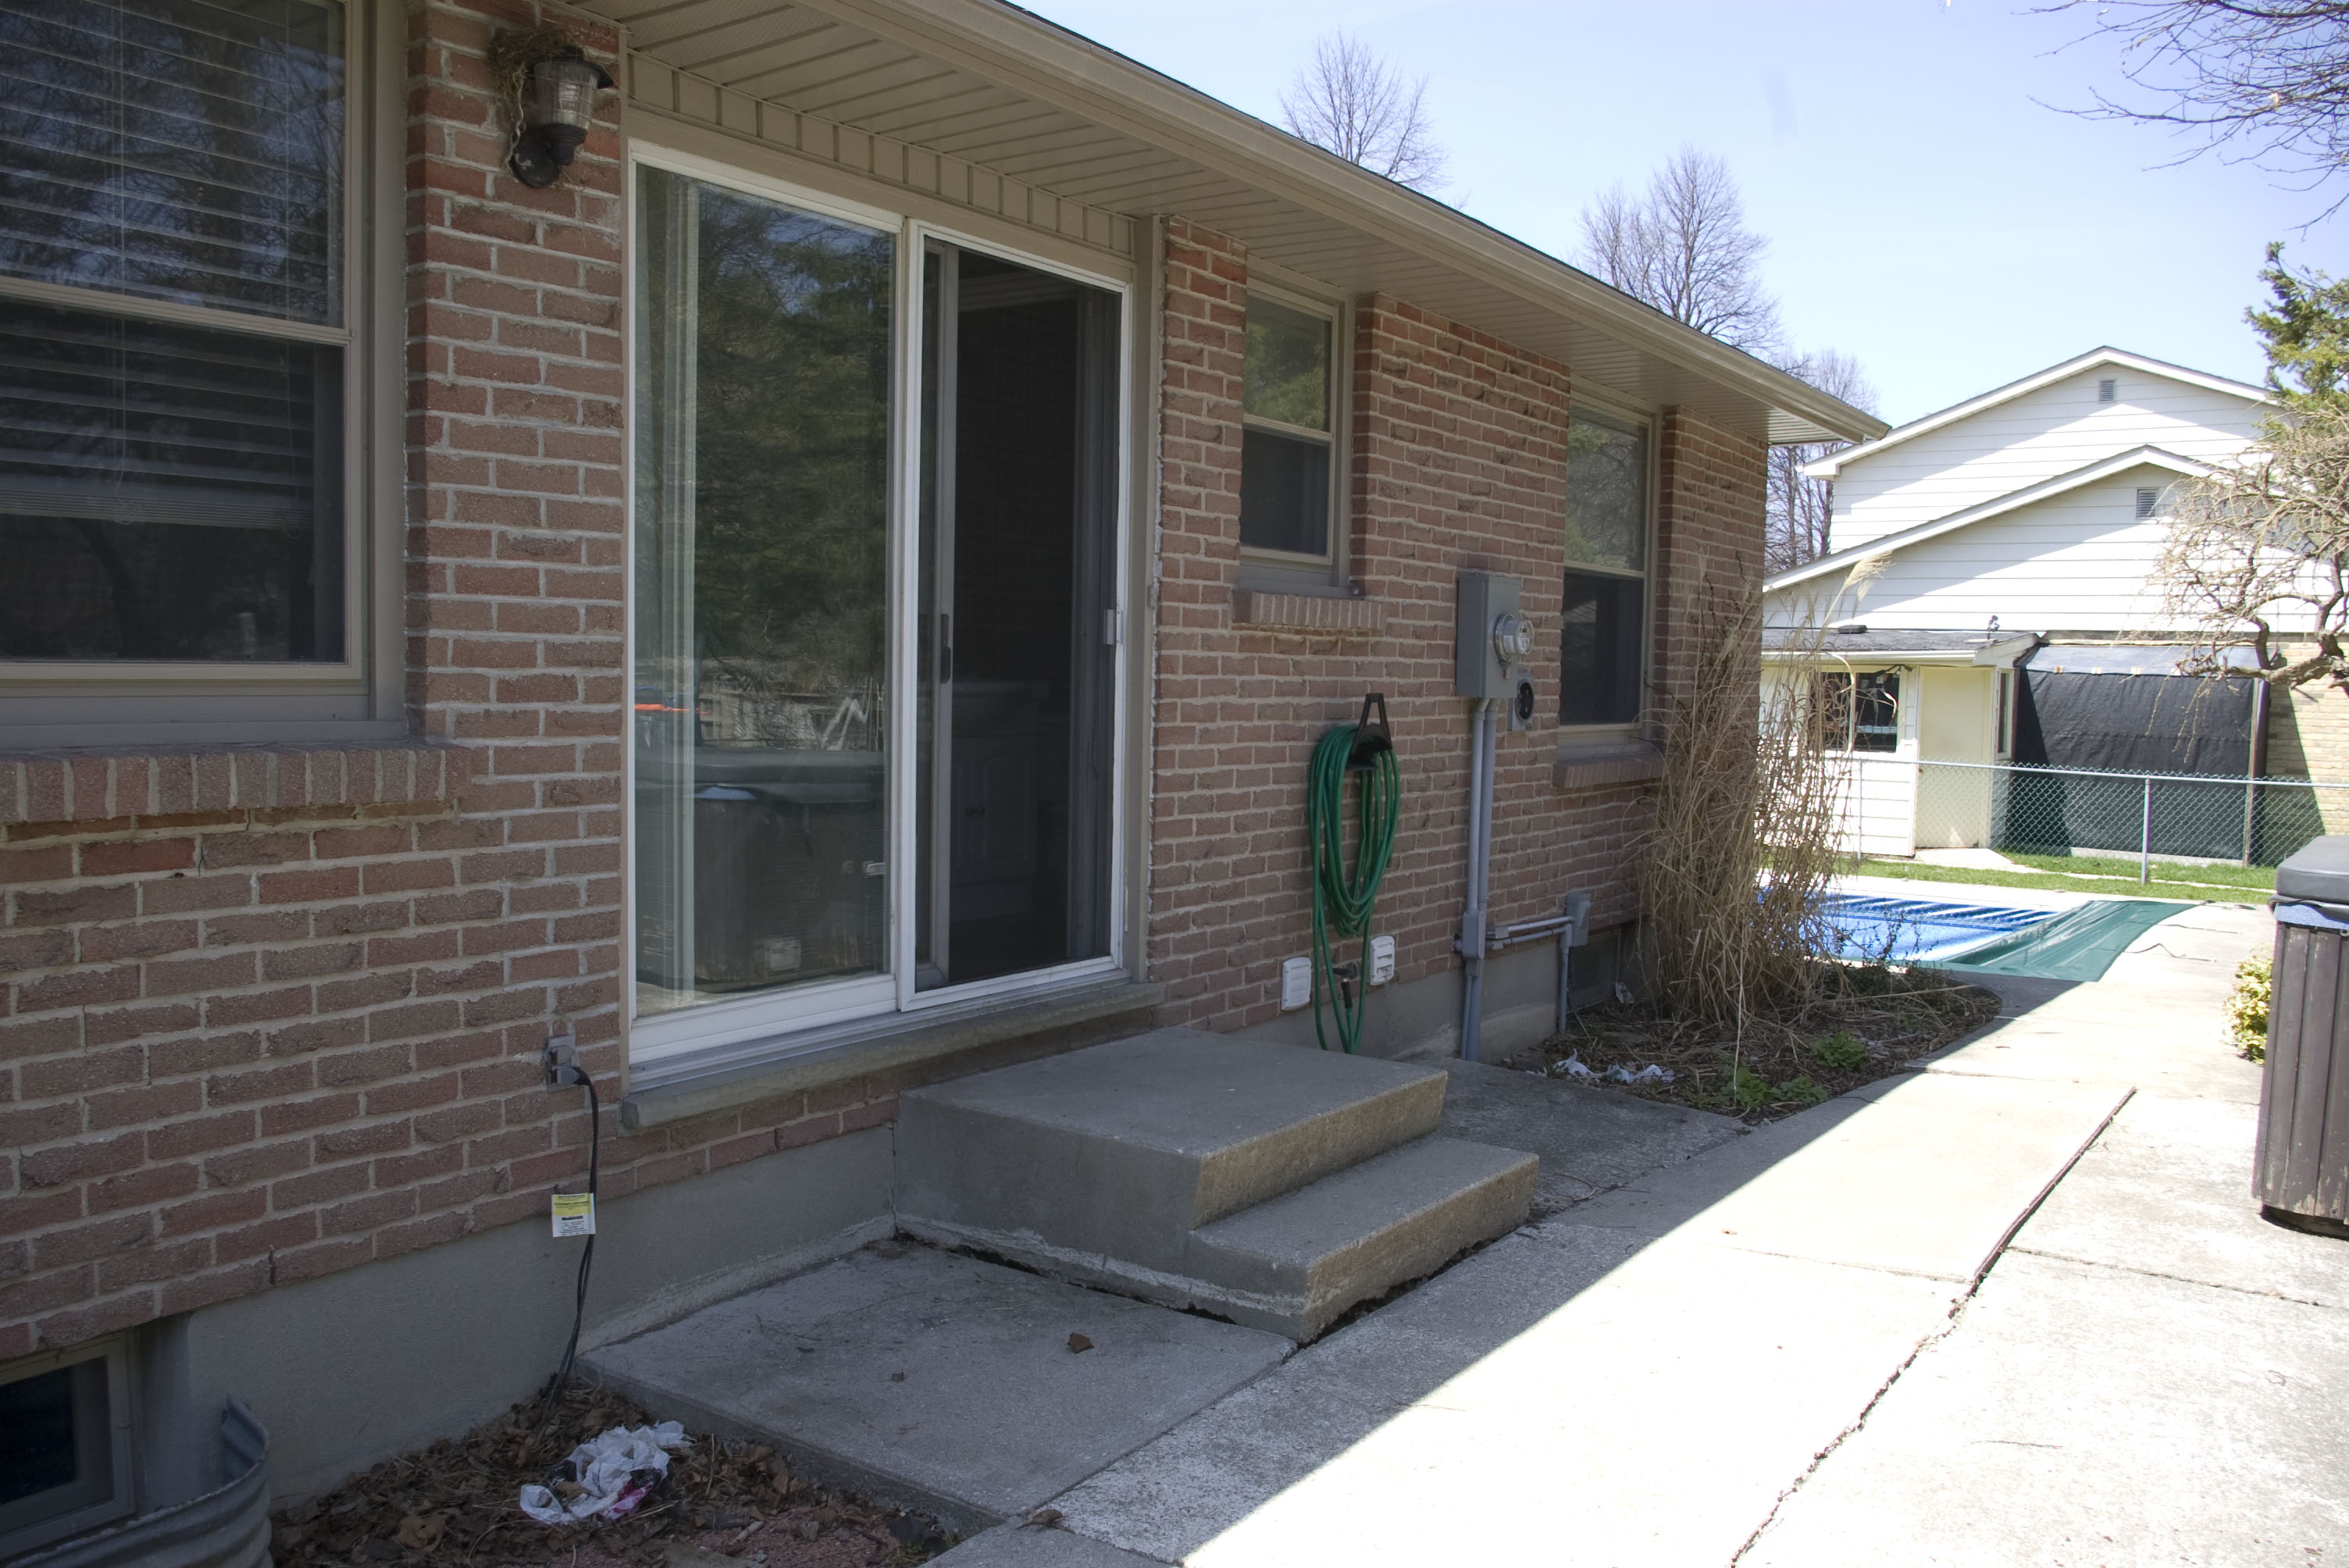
2098, 378, 2118, 403
1559, 409, 1650, 727
0, 1343, 130, 1557
1819, 671, 1900, 753
1238, 294, 1335, 559
2137, 486, 2161, 519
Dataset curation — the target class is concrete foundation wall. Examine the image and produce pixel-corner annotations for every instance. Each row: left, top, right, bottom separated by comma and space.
143, 1127, 892, 1506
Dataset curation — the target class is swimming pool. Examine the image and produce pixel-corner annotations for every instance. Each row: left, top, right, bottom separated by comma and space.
1818, 893, 2056, 964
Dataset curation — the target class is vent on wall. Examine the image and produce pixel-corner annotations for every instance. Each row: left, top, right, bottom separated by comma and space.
2136, 486, 2160, 519
2098, 378, 2118, 403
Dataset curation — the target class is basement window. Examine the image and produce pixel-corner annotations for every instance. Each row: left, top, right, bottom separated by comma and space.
0, 1340, 134, 1558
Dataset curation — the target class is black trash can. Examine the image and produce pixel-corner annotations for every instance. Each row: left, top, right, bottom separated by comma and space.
2256, 836, 2349, 1236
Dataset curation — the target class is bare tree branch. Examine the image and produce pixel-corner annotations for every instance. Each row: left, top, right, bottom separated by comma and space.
2041, 1, 2349, 214
1766, 349, 1878, 575
1577, 148, 1781, 352
1280, 33, 1447, 191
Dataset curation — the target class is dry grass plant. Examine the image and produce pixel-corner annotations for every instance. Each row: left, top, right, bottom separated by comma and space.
1523, 585, 1998, 1118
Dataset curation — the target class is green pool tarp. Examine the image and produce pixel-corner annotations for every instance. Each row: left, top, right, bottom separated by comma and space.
1932, 898, 2194, 982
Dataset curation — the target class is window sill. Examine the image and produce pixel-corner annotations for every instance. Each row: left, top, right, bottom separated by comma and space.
0, 738, 470, 829
1232, 589, 1383, 639
619, 975, 1166, 1130
1552, 739, 1664, 792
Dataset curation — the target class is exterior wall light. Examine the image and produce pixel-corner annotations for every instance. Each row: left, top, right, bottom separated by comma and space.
510, 46, 612, 189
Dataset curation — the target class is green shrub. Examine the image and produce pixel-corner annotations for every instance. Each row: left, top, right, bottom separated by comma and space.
1776, 1074, 1830, 1107
1809, 1030, 1869, 1071
2228, 955, 2272, 1064
1726, 1063, 1773, 1113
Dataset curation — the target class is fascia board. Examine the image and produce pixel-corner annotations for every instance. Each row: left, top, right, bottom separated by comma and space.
793, 0, 1888, 444
1801, 347, 2269, 479
1766, 445, 2217, 590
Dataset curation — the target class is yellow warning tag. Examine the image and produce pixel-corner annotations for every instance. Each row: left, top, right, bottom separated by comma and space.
551, 1192, 596, 1238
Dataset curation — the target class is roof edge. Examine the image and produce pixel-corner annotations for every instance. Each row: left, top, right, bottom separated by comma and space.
798, 0, 1888, 444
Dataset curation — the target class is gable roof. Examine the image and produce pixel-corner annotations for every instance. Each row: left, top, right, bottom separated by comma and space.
1766, 445, 2216, 591
1802, 348, 2267, 479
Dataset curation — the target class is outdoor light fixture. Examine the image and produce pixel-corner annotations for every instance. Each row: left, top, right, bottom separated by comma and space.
509, 45, 612, 189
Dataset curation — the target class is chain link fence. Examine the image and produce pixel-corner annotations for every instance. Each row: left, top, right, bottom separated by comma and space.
1827, 757, 2349, 879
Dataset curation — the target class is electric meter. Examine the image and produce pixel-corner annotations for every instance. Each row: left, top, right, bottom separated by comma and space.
1492, 611, 1532, 669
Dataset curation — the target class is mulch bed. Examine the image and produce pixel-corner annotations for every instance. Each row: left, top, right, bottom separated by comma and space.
1502, 965, 2002, 1122
269, 1382, 955, 1568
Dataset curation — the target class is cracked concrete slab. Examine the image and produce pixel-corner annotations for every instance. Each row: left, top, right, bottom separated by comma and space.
1743, 1251, 2349, 1566
1435, 1057, 1744, 1213
583, 1243, 1289, 1535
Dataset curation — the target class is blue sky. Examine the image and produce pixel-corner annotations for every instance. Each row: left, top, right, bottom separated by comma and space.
1023, 0, 2347, 426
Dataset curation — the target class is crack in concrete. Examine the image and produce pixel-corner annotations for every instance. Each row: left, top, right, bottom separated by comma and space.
2006, 1245, 2343, 1311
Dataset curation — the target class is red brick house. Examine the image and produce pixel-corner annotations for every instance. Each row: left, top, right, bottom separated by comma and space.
0, 0, 1879, 1548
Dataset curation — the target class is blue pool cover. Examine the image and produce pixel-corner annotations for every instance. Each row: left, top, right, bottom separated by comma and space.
1820, 893, 2055, 964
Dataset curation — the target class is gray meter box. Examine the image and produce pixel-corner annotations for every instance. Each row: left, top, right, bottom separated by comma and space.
1455, 572, 1524, 700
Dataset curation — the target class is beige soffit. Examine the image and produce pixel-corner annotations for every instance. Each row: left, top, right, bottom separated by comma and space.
576, 0, 1884, 445
1802, 347, 2270, 479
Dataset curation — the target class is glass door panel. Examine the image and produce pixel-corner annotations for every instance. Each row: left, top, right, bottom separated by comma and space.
914, 245, 1119, 990
633, 166, 893, 1018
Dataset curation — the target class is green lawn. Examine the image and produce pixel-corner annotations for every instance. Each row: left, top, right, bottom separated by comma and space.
1855, 850, 2274, 901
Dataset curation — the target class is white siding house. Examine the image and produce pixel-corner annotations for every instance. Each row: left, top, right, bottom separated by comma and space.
1764, 347, 2275, 858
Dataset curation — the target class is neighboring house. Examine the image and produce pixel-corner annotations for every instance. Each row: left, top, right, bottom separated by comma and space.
0, 0, 1879, 1547
1759, 347, 2346, 859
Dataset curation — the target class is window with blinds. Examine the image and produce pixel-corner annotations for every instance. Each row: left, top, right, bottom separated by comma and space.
0, 0, 347, 665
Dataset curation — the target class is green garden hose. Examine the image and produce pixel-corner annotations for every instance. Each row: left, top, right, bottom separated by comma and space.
1308, 722, 1401, 1053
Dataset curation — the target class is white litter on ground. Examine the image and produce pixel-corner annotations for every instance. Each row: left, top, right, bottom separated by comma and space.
518, 1422, 691, 1525
1554, 1054, 1675, 1085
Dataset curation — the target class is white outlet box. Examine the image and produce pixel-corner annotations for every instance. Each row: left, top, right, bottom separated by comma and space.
1280, 956, 1313, 1010
1368, 935, 1395, 985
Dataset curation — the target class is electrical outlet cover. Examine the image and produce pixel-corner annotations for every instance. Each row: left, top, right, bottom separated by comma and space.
1280, 956, 1313, 1010
1368, 935, 1396, 985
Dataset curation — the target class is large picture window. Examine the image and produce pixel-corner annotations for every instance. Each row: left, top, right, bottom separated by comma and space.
0, 0, 350, 666
1559, 408, 1648, 726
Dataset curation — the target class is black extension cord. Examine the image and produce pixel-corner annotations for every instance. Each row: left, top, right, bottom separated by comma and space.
538, 1063, 601, 1424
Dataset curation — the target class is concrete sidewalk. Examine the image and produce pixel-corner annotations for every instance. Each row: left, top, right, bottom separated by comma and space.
947, 900, 2345, 1565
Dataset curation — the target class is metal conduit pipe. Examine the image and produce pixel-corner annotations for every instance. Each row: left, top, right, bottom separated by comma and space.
1460, 697, 1499, 1061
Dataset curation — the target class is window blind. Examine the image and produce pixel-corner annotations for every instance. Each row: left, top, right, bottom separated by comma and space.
0, 0, 344, 325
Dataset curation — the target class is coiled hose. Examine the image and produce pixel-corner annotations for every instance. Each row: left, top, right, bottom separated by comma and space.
1308, 723, 1401, 1053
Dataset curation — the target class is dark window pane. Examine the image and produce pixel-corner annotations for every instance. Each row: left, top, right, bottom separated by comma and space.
0, 0, 344, 324
0, 299, 344, 661
0, 1370, 78, 1506
1819, 671, 1900, 752
1563, 409, 1645, 572
1243, 295, 1328, 429
1239, 426, 1329, 556
1559, 571, 1643, 725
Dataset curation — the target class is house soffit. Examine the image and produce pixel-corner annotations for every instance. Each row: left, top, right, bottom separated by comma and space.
572, 0, 1882, 445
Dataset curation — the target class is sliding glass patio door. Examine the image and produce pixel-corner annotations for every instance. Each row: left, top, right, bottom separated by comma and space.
630, 157, 1125, 1055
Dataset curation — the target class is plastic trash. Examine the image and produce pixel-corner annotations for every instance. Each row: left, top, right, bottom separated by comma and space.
518, 1422, 691, 1526
1556, 1054, 1596, 1078
1604, 1063, 1674, 1085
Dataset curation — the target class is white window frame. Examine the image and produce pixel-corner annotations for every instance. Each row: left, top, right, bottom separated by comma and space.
0, 0, 406, 747
1557, 395, 1658, 739
1235, 279, 1349, 592
0, 1337, 136, 1559
622, 144, 1132, 1072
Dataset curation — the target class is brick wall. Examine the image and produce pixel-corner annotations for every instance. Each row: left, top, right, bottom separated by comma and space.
0, 0, 896, 1367
1144, 223, 1767, 1032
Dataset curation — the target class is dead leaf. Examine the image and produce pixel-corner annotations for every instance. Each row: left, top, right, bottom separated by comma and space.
1066, 1333, 1093, 1354
1026, 1506, 1064, 1528
393, 1513, 445, 1552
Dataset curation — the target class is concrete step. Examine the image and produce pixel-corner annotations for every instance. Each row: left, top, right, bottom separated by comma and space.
1185, 1135, 1539, 1338
896, 1030, 1538, 1339
896, 1028, 1449, 1278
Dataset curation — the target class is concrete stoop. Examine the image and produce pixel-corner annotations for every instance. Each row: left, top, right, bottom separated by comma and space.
894, 1029, 1539, 1340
